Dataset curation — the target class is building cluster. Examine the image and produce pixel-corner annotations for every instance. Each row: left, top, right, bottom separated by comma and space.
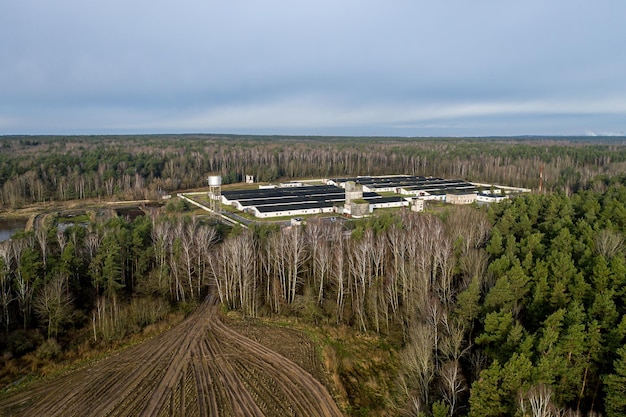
217, 175, 517, 219
331, 175, 475, 199
221, 184, 408, 219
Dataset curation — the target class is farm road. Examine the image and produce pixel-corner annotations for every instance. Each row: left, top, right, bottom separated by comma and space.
0, 298, 343, 417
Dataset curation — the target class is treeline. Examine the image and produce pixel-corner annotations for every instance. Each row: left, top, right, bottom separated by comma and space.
0, 212, 218, 359
2, 135, 626, 206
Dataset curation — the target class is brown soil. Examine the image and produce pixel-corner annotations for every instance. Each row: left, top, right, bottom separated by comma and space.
0, 297, 343, 417
228, 319, 331, 391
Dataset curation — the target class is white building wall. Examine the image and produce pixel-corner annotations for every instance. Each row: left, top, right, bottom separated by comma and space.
417, 194, 445, 201
401, 188, 433, 196
446, 193, 477, 205
372, 186, 396, 193
253, 207, 323, 218
411, 199, 425, 212
370, 201, 409, 209
476, 194, 508, 203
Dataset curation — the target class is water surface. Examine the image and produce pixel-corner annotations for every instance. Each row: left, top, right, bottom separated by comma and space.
0, 218, 28, 242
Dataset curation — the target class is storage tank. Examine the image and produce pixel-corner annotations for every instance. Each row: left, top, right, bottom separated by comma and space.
207, 175, 222, 187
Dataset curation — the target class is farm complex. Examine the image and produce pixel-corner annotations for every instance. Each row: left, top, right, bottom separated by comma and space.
205, 175, 529, 219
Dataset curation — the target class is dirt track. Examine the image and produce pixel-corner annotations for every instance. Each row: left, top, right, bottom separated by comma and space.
0, 298, 343, 417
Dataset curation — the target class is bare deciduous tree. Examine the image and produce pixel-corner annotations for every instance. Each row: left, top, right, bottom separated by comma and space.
35, 223, 49, 273
179, 220, 197, 299
594, 228, 624, 258
349, 230, 373, 332
151, 220, 171, 296
385, 224, 402, 321
233, 231, 257, 317
331, 226, 347, 324
446, 206, 491, 254
439, 359, 466, 416
401, 322, 436, 412
34, 275, 73, 339
518, 384, 558, 417
209, 231, 256, 316
458, 248, 489, 289
313, 238, 332, 305
439, 315, 469, 362
12, 236, 36, 328
259, 233, 279, 313
194, 224, 217, 296
56, 229, 67, 254
84, 231, 102, 263
283, 226, 307, 304
0, 242, 14, 332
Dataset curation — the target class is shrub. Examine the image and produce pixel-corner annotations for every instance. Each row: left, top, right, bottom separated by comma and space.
35, 338, 61, 361
8, 329, 44, 357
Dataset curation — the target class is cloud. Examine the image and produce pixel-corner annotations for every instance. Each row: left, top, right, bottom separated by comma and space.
148, 95, 626, 131
585, 129, 626, 137
3, 94, 624, 136
1, 1, 626, 135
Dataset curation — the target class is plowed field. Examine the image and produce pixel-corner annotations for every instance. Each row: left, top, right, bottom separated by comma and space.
0, 298, 343, 417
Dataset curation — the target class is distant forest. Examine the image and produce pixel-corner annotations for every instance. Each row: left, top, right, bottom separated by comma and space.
2, 134, 626, 206
2, 135, 626, 416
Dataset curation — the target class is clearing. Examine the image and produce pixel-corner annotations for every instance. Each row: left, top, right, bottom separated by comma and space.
0, 297, 343, 417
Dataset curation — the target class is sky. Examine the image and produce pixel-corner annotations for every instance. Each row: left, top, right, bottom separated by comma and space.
1, 1, 626, 137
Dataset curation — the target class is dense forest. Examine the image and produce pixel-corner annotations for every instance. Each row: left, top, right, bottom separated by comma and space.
2, 135, 626, 207
2, 135, 626, 416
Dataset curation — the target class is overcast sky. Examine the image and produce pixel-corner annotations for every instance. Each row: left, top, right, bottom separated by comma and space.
2, 1, 625, 137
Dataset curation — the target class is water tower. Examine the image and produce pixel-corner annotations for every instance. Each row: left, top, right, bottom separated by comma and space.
207, 175, 222, 212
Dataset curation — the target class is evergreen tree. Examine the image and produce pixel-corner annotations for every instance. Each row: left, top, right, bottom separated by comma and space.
604, 345, 626, 417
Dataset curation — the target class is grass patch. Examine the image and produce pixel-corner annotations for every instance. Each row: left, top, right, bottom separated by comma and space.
236, 311, 403, 417
57, 213, 90, 224
350, 199, 368, 204
319, 325, 403, 416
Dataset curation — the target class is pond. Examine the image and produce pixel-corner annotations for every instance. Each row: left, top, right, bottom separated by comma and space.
116, 207, 145, 221
0, 218, 28, 242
